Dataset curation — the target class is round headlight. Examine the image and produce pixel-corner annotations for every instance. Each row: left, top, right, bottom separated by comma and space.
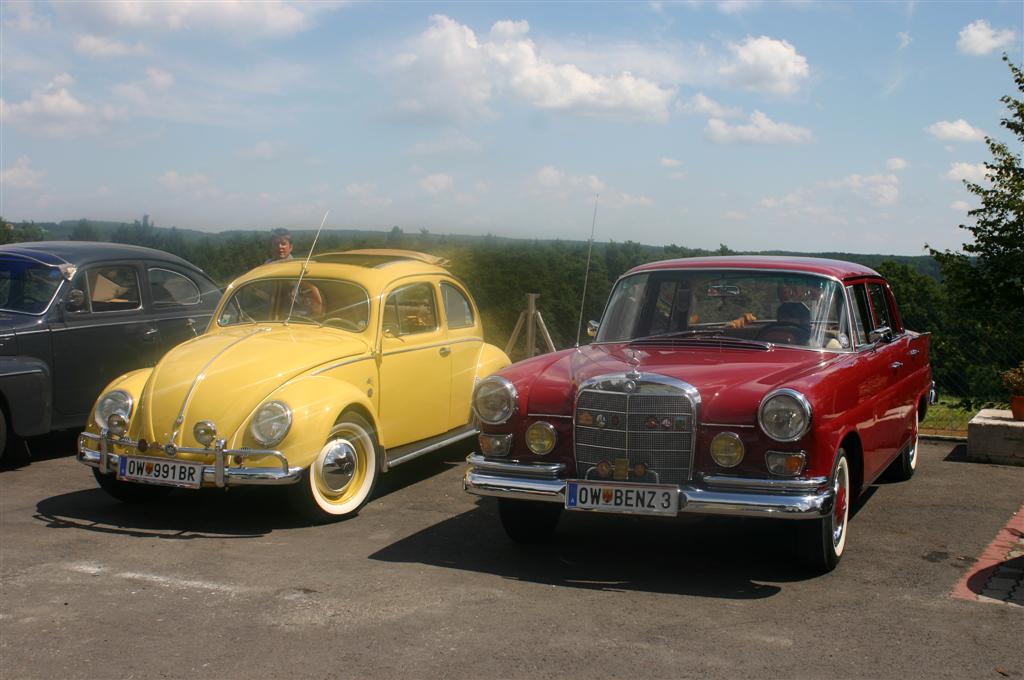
95, 390, 133, 430
525, 421, 557, 456
472, 376, 518, 425
193, 420, 217, 447
710, 432, 745, 468
106, 413, 127, 436
758, 389, 812, 442
249, 401, 291, 446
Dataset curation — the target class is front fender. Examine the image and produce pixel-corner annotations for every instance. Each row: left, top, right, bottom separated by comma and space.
81, 368, 154, 436
0, 357, 52, 437
474, 342, 511, 381
229, 375, 378, 470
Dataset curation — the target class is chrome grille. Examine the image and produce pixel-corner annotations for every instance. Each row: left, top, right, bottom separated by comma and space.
575, 382, 696, 484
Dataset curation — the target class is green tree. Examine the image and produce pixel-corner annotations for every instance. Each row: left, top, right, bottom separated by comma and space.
71, 219, 98, 241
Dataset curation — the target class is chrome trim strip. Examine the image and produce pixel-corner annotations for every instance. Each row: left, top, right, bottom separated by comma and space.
703, 422, 755, 429
78, 431, 300, 487
387, 427, 477, 467
701, 473, 828, 492
311, 355, 374, 376
50, 317, 152, 332
0, 368, 45, 378
526, 413, 573, 419
170, 326, 272, 444
381, 336, 483, 357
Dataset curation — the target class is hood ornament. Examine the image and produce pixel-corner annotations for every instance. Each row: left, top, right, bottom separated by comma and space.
624, 348, 642, 383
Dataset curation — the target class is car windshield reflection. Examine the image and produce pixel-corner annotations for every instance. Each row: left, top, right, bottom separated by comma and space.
217, 277, 370, 332
0, 257, 64, 315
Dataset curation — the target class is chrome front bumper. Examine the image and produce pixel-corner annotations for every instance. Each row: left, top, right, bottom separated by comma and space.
78, 431, 303, 487
463, 453, 833, 519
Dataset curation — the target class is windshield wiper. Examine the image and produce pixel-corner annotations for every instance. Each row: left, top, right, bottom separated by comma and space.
632, 329, 727, 341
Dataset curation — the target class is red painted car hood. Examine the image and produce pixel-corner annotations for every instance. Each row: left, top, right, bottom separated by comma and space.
517, 342, 844, 425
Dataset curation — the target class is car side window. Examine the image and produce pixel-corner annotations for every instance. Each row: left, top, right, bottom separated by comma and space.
867, 282, 893, 333
71, 266, 141, 314
148, 268, 201, 306
383, 282, 438, 336
847, 284, 872, 347
441, 282, 474, 329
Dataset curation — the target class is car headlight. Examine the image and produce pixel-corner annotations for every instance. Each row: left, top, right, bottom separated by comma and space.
249, 400, 292, 446
95, 390, 133, 430
758, 389, 812, 442
525, 421, 557, 455
472, 376, 518, 425
710, 432, 744, 467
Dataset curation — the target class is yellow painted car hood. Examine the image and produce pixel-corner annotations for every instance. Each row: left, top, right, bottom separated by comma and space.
137, 324, 370, 446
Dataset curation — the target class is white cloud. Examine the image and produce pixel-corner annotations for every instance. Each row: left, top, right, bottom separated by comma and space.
956, 20, 1017, 56
147, 68, 175, 89
886, 157, 908, 171
3, 1, 50, 31
677, 92, 742, 118
719, 36, 809, 96
159, 170, 220, 199
75, 34, 146, 57
826, 174, 900, 207
0, 73, 112, 137
951, 201, 970, 211
660, 157, 682, 167
344, 182, 392, 207
533, 166, 605, 193
607, 192, 654, 208
926, 119, 985, 142
68, 1, 344, 39
898, 32, 912, 49
389, 15, 675, 123
1, 157, 46, 189
717, 1, 761, 14
239, 141, 283, 161
945, 162, 988, 183
705, 110, 812, 144
419, 173, 454, 194
724, 210, 748, 220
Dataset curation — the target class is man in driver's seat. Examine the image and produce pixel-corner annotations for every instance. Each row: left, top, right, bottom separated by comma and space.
774, 301, 812, 345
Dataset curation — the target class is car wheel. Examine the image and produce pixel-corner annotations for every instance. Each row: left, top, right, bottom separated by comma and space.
498, 498, 562, 543
884, 408, 919, 482
92, 468, 173, 503
291, 412, 380, 522
798, 450, 850, 573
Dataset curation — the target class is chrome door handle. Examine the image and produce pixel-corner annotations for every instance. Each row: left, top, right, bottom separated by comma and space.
890, 361, 903, 370
909, 349, 920, 357
439, 346, 451, 357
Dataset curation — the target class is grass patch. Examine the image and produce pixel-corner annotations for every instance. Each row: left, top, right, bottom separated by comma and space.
920, 398, 1007, 437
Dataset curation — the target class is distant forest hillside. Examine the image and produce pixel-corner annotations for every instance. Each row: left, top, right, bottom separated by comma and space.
1, 215, 941, 356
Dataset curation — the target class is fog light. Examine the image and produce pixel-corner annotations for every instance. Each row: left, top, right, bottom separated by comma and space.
479, 433, 512, 457
766, 451, 806, 476
525, 422, 557, 456
106, 413, 127, 436
710, 432, 744, 468
233, 454, 244, 465
193, 420, 217, 447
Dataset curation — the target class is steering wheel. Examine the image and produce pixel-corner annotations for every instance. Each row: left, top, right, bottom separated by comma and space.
324, 317, 365, 332
756, 322, 811, 345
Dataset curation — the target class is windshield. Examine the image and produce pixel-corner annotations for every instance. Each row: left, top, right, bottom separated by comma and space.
217, 278, 370, 332
0, 257, 64, 315
597, 270, 852, 350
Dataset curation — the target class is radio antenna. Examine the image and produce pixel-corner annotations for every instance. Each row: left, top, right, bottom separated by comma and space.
286, 210, 330, 324
574, 194, 599, 347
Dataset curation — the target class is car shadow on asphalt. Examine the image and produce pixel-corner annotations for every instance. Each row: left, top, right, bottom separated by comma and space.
31, 440, 475, 540
369, 498, 838, 599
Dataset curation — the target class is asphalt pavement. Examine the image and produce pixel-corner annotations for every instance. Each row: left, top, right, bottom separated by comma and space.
1, 435, 1021, 680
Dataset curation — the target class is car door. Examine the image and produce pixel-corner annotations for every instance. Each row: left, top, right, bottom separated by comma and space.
145, 264, 220, 353
377, 279, 450, 448
51, 261, 161, 418
440, 280, 483, 431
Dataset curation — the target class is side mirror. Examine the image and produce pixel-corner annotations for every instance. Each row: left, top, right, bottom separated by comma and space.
65, 289, 86, 313
869, 326, 892, 344
586, 320, 599, 338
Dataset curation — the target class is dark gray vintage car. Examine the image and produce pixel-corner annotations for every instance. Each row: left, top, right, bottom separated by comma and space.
0, 242, 221, 459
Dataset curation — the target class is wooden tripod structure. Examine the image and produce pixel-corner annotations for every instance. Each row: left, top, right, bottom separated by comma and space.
505, 293, 557, 358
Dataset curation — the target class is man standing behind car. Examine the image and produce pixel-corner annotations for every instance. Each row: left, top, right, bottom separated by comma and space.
266, 228, 294, 263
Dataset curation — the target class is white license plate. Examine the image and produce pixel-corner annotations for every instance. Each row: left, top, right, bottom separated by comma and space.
117, 455, 204, 489
565, 481, 679, 516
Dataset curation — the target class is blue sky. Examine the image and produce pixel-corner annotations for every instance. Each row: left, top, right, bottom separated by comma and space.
2, 1, 1020, 255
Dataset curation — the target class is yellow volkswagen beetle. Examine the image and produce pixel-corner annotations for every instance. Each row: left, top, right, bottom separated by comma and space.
77, 249, 509, 520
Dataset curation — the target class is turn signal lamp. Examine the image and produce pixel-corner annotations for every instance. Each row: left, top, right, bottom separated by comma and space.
710, 432, 744, 468
766, 451, 806, 476
193, 420, 217, 447
478, 433, 512, 457
106, 413, 127, 436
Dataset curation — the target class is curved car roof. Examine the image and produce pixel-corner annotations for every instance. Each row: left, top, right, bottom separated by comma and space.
232, 252, 452, 291
630, 255, 881, 280
0, 241, 207, 273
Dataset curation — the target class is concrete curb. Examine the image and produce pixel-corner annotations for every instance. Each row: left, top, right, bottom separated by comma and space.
951, 503, 1024, 607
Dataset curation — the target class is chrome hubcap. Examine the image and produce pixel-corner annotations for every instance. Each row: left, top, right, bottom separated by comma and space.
319, 440, 358, 493
832, 465, 848, 548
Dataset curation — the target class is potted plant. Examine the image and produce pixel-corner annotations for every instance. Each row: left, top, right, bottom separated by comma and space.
1002, 361, 1024, 421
